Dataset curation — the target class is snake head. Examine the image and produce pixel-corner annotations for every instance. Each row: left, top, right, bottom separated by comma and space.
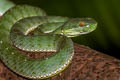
62, 18, 97, 37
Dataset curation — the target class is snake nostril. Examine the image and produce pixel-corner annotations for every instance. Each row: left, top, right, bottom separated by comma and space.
80, 22, 85, 27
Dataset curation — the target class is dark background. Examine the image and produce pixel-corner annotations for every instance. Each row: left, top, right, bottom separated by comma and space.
10, 0, 120, 59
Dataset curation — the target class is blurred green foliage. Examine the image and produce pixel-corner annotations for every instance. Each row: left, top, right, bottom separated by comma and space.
8, 0, 120, 58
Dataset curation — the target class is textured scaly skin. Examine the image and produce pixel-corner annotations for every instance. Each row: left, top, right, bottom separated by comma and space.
0, 5, 97, 79
0, 0, 15, 16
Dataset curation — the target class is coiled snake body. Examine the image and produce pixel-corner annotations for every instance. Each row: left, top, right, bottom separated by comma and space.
0, 5, 97, 79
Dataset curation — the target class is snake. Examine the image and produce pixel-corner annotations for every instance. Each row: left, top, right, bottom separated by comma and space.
0, 4, 97, 79
0, 0, 14, 16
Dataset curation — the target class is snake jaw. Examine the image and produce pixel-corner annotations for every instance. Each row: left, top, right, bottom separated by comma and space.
61, 18, 97, 37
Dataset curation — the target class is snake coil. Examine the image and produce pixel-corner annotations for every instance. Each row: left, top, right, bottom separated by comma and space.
0, 5, 97, 79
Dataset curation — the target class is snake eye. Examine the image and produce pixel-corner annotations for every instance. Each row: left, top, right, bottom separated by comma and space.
80, 22, 85, 27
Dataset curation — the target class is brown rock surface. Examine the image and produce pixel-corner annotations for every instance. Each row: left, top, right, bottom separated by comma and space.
0, 43, 120, 80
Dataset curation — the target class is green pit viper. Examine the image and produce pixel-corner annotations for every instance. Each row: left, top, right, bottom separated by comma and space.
0, 4, 97, 79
